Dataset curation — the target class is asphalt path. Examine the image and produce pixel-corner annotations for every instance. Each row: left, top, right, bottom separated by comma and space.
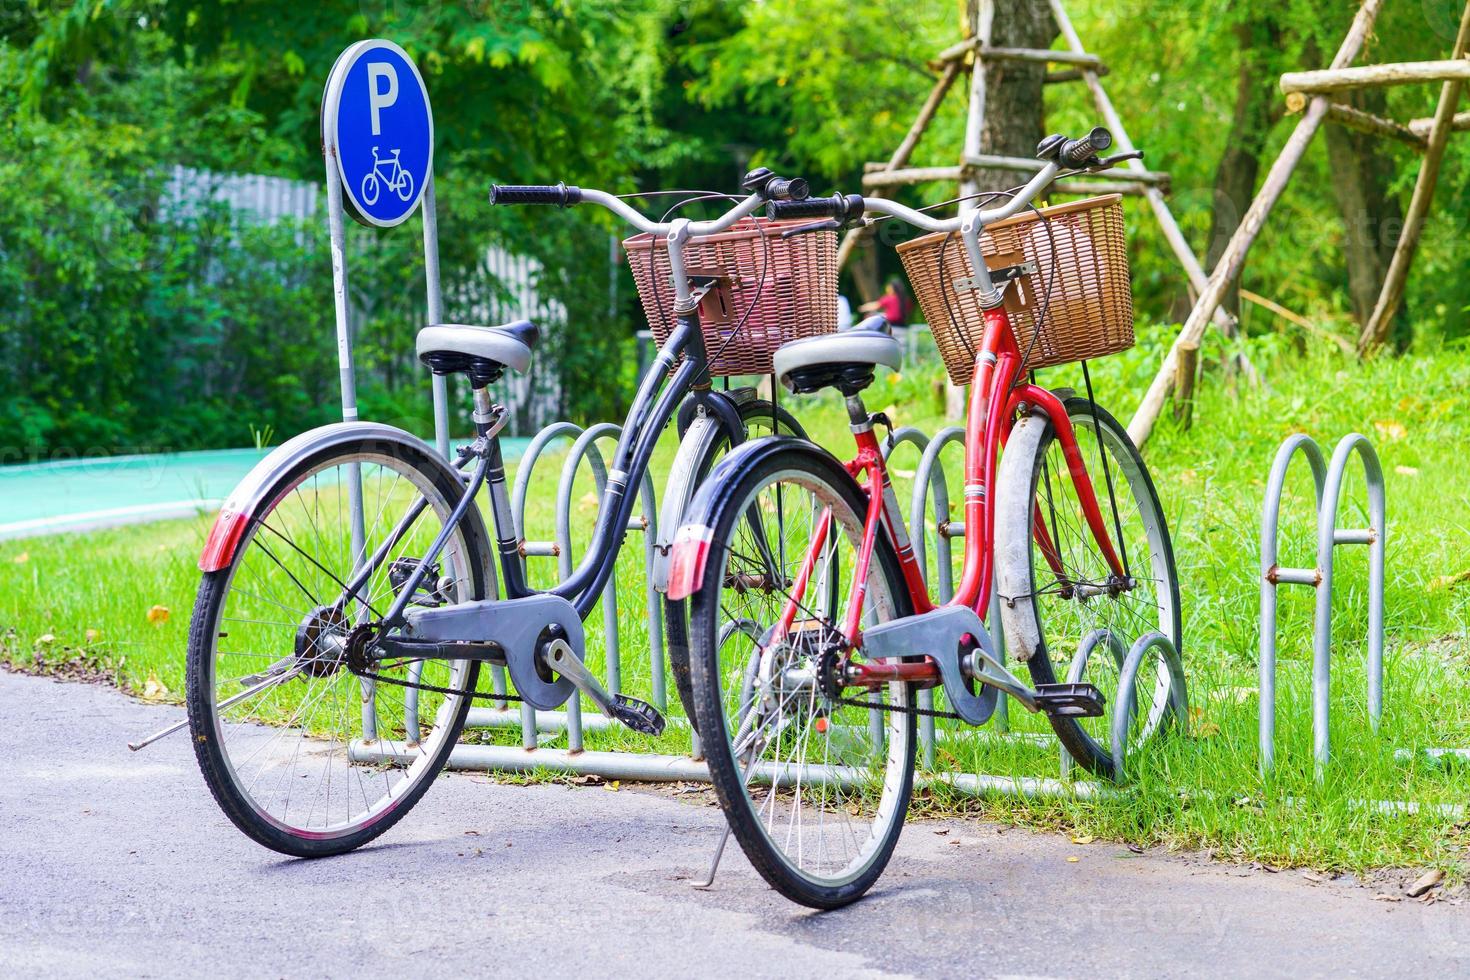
2, 669, 1464, 978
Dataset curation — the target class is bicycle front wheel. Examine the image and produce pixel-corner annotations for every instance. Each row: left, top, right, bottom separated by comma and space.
186, 434, 492, 856
994, 397, 1181, 780
688, 443, 916, 908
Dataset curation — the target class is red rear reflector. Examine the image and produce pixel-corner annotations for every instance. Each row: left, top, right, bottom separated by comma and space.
199, 509, 250, 572
665, 524, 714, 601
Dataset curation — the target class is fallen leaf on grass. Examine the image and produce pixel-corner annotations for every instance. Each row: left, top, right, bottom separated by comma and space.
1071, 835, 1095, 845
1208, 686, 1257, 705
13, 551, 28, 563
84, 628, 101, 643
146, 605, 170, 625
1407, 868, 1444, 898
1394, 465, 1419, 476
1430, 570, 1470, 592
1372, 420, 1406, 441
35, 633, 56, 646
578, 491, 598, 512
142, 673, 169, 700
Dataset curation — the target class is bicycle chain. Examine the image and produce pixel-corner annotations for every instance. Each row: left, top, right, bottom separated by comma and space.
831, 692, 963, 721
355, 667, 523, 705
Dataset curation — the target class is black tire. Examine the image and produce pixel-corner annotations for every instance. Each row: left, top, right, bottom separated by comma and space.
994, 398, 1181, 780
186, 435, 491, 857
688, 443, 916, 908
665, 399, 804, 733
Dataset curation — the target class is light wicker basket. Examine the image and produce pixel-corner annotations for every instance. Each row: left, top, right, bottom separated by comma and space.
623, 218, 838, 377
896, 194, 1133, 385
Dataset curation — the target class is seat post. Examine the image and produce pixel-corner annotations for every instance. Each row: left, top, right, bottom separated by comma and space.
845, 394, 870, 431
472, 386, 500, 435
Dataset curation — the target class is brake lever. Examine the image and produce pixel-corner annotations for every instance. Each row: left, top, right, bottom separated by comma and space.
779, 218, 844, 240
1094, 149, 1144, 169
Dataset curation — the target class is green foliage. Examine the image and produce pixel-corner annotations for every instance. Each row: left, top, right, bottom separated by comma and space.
6, 0, 1470, 460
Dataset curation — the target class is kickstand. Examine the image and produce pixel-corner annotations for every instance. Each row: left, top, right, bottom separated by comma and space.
690, 824, 731, 890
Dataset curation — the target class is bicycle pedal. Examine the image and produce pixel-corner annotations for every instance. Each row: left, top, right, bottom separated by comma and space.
1033, 682, 1106, 718
610, 695, 666, 736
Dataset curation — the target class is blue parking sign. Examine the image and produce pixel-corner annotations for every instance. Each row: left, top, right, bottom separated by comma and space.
322, 39, 434, 228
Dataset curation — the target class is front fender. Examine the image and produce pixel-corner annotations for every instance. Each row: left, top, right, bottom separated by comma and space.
198, 422, 483, 573
665, 436, 860, 601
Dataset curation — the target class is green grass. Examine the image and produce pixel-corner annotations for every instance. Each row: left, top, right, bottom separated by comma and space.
5, 326, 1470, 876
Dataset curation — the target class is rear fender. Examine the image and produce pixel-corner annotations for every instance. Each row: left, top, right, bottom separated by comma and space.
198, 422, 491, 575
666, 436, 861, 601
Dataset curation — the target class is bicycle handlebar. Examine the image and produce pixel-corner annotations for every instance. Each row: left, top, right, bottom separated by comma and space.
774, 127, 1135, 238
768, 193, 864, 222
489, 183, 583, 207
489, 172, 811, 238
1058, 126, 1113, 167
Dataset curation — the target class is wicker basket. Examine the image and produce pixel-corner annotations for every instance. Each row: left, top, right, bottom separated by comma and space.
623, 218, 838, 377
897, 194, 1133, 385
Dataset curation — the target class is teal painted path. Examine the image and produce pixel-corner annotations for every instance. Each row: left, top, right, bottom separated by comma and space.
0, 439, 529, 540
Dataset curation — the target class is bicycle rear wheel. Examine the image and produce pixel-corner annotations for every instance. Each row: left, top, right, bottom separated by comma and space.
687, 443, 916, 908
664, 398, 804, 733
994, 397, 1181, 780
186, 435, 492, 856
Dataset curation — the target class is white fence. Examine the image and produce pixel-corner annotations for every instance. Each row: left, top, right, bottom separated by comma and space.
164, 166, 567, 431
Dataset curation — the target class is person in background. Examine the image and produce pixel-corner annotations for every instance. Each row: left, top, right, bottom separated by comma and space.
859, 276, 914, 327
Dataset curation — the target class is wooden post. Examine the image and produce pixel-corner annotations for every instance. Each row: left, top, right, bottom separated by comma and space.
1172, 341, 1199, 430
1048, 0, 1237, 336
836, 60, 962, 270
1280, 59, 1470, 96
1360, 2, 1470, 354
1127, 0, 1384, 447
957, 0, 994, 213
1407, 108, 1470, 137
1285, 93, 1428, 149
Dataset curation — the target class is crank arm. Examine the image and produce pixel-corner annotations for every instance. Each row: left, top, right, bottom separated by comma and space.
541, 639, 616, 716
541, 640, 666, 735
961, 646, 1040, 712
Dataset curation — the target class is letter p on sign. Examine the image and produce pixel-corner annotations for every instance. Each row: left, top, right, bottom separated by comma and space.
367, 62, 399, 135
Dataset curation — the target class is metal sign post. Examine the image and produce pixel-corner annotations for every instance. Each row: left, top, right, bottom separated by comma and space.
321, 39, 449, 738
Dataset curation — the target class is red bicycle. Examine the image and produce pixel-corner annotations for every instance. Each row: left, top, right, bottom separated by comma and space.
666, 128, 1185, 908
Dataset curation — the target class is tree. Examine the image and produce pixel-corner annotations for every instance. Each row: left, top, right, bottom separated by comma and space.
1203, 15, 1285, 322
965, 0, 1059, 195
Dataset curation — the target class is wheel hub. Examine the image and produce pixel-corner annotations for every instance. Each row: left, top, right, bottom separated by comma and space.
294, 605, 348, 677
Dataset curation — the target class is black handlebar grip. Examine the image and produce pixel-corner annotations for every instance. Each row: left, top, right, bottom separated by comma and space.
765, 176, 811, 201
1058, 127, 1114, 167
769, 193, 858, 221
488, 183, 582, 207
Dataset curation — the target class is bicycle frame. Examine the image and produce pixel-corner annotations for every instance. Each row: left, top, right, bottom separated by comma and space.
773, 304, 1128, 683
367, 192, 771, 632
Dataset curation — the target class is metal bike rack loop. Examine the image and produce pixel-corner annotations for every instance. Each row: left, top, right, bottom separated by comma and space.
1259, 432, 1386, 776
405, 419, 1184, 797
456, 420, 672, 755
